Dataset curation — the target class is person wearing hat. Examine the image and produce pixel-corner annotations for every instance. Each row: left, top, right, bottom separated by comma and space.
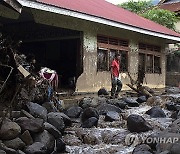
110, 53, 122, 98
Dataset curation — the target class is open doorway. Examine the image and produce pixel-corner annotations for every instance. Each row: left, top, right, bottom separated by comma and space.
20, 38, 82, 92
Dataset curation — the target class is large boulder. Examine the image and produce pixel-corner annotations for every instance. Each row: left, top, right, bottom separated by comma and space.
47, 112, 65, 133
24, 142, 47, 154
26, 102, 47, 121
81, 107, 99, 123
20, 130, 33, 145
127, 114, 152, 133
124, 97, 139, 107
44, 122, 62, 139
146, 106, 166, 118
79, 97, 92, 109
34, 130, 55, 153
107, 98, 127, 109
82, 117, 98, 128
3, 137, 25, 150
65, 106, 82, 118
0, 119, 21, 140
97, 103, 122, 115
57, 113, 72, 126
136, 96, 147, 104
104, 111, 120, 122
16, 117, 44, 133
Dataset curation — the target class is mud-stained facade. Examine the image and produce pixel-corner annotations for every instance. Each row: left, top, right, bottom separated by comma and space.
0, 2, 173, 93
29, 9, 167, 92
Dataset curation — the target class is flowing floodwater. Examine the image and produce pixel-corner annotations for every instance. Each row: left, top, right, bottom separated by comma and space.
62, 101, 174, 154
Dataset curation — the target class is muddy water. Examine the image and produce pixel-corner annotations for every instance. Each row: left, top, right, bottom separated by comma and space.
62, 102, 173, 154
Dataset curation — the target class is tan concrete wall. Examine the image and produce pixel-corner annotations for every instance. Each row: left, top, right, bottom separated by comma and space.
31, 9, 167, 92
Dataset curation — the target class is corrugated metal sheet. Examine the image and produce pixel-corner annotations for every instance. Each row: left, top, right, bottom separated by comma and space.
36, 0, 180, 37
159, 2, 180, 12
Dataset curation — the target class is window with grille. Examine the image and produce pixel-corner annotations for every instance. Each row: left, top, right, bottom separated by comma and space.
97, 49, 108, 71
138, 43, 161, 74
97, 35, 129, 72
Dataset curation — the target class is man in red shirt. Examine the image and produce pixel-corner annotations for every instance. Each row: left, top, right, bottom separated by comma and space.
111, 53, 122, 98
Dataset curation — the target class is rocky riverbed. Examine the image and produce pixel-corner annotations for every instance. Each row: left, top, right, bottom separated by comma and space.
0, 87, 180, 154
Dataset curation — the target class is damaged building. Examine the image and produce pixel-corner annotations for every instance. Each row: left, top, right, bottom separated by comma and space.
0, 0, 180, 93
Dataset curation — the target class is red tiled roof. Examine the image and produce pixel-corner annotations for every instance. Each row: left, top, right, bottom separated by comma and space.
36, 0, 180, 37
159, 2, 180, 12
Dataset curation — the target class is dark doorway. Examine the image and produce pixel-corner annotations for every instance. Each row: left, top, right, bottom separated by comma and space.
20, 38, 82, 91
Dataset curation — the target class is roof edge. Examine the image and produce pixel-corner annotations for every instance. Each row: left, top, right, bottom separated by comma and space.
17, 0, 180, 43
3, 0, 22, 13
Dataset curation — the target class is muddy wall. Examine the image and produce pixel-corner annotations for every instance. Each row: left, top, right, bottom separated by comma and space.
30, 9, 166, 92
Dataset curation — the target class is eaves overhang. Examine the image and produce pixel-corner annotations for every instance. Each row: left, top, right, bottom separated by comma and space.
17, 0, 180, 43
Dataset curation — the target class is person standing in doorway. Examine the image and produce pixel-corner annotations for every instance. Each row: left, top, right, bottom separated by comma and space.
111, 53, 122, 98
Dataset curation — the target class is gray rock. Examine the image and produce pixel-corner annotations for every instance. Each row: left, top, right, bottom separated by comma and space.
24, 142, 47, 154
0, 119, 21, 140
44, 122, 62, 139
34, 130, 55, 153
17, 150, 26, 154
21, 110, 35, 119
81, 107, 99, 123
57, 112, 72, 126
26, 102, 47, 121
79, 97, 92, 109
0, 142, 16, 154
82, 117, 98, 128
170, 142, 180, 154
127, 114, 152, 133
42, 102, 58, 113
91, 97, 107, 108
0, 150, 6, 154
56, 138, 66, 153
155, 132, 180, 153
166, 101, 177, 111
3, 137, 25, 150
108, 98, 127, 109
98, 88, 109, 96
11, 111, 21, 119
133, 144, 152, 154
166, 87, 180, 94
97, 103, 122, 115
124, 97, 139, 107
136, 96, 147, 103
146, 106, 166, 118
20, 130, 33, 145
16, 117, 44, 133
65, 106, 82, 118
104, 111, 120, 122
47, 113, 65, 133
